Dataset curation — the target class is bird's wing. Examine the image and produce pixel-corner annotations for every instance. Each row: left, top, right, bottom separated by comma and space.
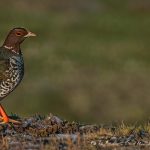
0, 47, 11, 82
0, 59, 10, 82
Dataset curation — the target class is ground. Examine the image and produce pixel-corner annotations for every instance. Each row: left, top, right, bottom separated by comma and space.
0, 114, 150, 150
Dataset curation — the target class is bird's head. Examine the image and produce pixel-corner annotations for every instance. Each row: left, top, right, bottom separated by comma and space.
3, 27, 36, 52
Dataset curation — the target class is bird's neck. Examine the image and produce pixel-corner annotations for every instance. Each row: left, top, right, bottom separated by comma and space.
2, 35, 22, 54
3, 43, 21, 54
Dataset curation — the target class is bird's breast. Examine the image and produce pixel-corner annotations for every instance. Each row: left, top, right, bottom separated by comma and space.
0, 56, 24, 98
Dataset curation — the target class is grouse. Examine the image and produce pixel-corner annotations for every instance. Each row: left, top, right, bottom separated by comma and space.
0, 27, 36, 124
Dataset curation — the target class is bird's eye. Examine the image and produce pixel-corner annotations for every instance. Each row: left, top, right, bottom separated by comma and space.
16, 32, 22, 36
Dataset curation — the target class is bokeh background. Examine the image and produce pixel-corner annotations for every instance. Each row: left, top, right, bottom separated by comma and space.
0, 0, 150, 123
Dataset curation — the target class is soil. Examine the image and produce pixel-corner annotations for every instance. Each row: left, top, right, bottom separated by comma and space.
0, 114, 150, 150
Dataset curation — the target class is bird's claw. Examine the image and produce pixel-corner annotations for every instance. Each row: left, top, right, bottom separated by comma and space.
0, 116, 21, 124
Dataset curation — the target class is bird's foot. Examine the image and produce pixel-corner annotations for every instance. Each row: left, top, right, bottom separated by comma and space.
0, 104, 21, 124
0, 116, 21, 124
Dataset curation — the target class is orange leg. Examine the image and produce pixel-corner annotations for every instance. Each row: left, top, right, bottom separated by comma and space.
0, 104, 21, 124
0, 104, 9, 123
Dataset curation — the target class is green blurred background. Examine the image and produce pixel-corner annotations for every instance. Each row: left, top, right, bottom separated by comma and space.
1, 0, 150, 123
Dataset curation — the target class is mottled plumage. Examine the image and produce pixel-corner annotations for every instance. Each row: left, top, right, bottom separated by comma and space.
0, 27, 36, 124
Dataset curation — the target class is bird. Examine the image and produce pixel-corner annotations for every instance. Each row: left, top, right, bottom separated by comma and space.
0, 27, 36, 124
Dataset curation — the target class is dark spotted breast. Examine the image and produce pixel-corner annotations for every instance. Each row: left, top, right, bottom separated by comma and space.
0, 55, 24, 99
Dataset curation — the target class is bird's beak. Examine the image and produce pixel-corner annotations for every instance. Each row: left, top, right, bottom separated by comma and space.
24, 31, 36, 37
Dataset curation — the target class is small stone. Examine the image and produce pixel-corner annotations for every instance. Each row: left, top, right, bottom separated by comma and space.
91, 141, 97, 145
